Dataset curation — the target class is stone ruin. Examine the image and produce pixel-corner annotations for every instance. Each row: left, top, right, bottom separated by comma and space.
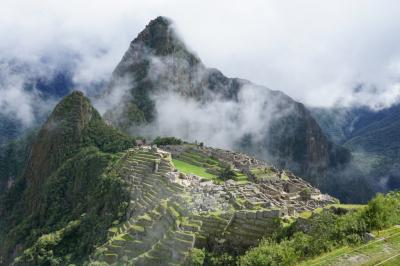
91, 145, 337, 265
170, 170, 335, 217
162, 144, 336, 216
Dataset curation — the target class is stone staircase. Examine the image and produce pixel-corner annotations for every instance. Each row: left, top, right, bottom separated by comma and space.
90, 148, 200, 265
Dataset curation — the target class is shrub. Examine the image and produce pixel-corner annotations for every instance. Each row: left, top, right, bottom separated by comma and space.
218, 165, 237, 181
238, 192, 400, 265
186, 248, 205, 266
204, 251, 236, 266
361, 192, 400, 231
239, 239, 298, 266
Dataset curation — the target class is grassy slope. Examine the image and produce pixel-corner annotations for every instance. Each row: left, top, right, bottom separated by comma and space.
300, 226, 400, 266
173, 148, 248, 183
172, 159, 217, 180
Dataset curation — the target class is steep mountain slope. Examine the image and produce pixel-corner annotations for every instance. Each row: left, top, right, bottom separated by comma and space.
0, 91, 339, 265
102, 16, 349, 184
0, 131, 36, 194
311, 104, 400, 154
311, 104, 400, 192
0, 91, 135, 265
343, 104, 400, 156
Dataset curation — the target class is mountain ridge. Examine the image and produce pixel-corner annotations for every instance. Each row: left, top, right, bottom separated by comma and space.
103, 16, 350, 188
311, 103, 400, 193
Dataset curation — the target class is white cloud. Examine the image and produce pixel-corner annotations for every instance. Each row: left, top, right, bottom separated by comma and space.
1, 0, 400, 112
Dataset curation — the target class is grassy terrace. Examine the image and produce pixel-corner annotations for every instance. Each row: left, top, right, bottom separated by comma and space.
299, 226, 400, 266
172, 159, 217, 180
172, 148, 249, 183
235, 173, 248, 183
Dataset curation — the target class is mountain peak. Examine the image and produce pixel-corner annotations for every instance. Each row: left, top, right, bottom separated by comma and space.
131, 16, 196, 58
49, 89, 93, 123
148, 16, 172, 27
24, 91, 97, 189
24, 90, 134, 210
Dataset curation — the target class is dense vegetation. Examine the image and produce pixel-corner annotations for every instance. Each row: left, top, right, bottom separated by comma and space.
188, 192, 400, 265
10, 148, 130, 265
0, 114, 24, 146
0, 91, 136, 265
238, 192, 400, 265
218, 165, 237, 181
0, 131, 36, 193
153, 136, 183, 146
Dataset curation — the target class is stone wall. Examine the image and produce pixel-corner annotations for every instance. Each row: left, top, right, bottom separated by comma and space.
194, 209, 282, 251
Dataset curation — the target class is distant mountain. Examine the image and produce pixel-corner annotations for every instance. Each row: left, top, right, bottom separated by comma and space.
343, 104, 400, 157
102, 16, 350, 186
311, 104, 400, 192
0, 59, 75, 145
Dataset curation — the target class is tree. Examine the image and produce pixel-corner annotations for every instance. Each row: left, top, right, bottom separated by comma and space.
152, 136, 183, 146
361, 192, 400, 231
218, 165, 237, 181
239, 239, 298, 266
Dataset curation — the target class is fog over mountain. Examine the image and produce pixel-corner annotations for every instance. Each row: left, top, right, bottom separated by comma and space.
0, 1, 399, 202
2, 0, 400, 127
2, 3, 400, 265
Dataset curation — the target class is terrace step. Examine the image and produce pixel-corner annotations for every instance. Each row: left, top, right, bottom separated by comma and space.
91, 148, 198, 265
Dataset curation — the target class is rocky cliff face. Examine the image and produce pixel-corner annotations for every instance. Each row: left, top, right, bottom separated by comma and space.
102, 16, 349, 183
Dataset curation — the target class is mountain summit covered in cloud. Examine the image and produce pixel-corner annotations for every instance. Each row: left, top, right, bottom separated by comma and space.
101, 16, 350, 183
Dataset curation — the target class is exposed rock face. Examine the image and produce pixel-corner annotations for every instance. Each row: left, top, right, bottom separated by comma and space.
102, 16, 350, 182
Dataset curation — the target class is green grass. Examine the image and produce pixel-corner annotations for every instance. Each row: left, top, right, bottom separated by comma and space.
172, 159, 217, 180
182, 151, 219, 165
299, 204, 366, 219
235, 173, 248, 183
300, 226, 400, 266
299, 211, 313, 219
327, 203, 366, 209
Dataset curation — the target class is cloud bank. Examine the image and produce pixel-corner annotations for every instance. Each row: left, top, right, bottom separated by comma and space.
2, 0, 400, 127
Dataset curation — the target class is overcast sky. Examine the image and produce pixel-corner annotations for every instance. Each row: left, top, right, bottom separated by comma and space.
1, 0, 400, 108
